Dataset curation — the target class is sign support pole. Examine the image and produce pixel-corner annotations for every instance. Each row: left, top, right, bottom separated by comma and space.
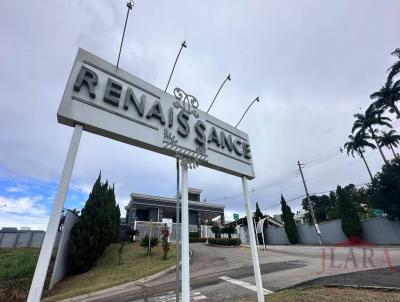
176, 159, 180, 302
27, 124, 83, 302
180, 159, 190, 302
242, 176, 265, 302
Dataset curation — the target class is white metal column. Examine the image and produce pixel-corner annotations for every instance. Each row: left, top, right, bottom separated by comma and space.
27, 124, 83, 302
242, 176, 265, 302
181, 160, 190, 301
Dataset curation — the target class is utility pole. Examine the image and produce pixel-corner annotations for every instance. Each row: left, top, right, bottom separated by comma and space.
297, 161, 323, 245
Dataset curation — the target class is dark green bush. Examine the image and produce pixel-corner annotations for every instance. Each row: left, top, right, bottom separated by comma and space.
221, 224, 237, 238
68, 174, 120, 273
211, 224, 221, 238
189, 232, 200, 238
189, 238, 207, 243
140, 236, 159, 256
208, 238, 241, 246
337, 185, 363, 242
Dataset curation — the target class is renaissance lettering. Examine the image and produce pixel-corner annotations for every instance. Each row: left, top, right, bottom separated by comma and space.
73, 66, 252, 160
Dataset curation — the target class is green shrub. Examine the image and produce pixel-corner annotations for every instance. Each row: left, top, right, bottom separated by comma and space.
211, 224, 221, 238
221, 224, 236, 238
189, 238, 207, 243
140, 236, 159, 256
189, 232, 200, 238
208, 238, 241, 246
337, 185, 363, 242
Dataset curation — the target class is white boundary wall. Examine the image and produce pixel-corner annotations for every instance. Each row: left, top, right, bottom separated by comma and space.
264, 217, 400, 245
0, 230, 61, 248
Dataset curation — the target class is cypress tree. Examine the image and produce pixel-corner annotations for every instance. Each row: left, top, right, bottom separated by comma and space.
337, 185, 363, 243
68, 173, 121, 273
254, 202, 264, 222
280, 195, 298, 244
114, 204, 121, 241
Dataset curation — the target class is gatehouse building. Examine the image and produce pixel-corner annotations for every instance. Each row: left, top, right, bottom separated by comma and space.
125, 188, 225, 231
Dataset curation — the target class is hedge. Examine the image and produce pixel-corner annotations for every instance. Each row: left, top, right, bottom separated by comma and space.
189, 232, 200, 238
208, 238, 241, 246
189, 237, 207, 243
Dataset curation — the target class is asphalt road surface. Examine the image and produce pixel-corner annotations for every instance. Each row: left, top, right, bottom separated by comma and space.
88, 244, 400, 302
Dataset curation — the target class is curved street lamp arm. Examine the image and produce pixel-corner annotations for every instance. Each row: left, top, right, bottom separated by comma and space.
235, 97, 260, 128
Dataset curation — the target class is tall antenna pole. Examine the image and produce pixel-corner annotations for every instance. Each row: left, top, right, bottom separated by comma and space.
235, 97, 260, 128
116, 1, 134, 68
297, 161, 323, 245
165, 40, 187, 92
206, 74, 231, 113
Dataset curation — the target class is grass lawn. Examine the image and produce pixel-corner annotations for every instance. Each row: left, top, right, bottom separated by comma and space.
236, 286, 400, 302
0, 248, 41, 302
44, 242, 176, 301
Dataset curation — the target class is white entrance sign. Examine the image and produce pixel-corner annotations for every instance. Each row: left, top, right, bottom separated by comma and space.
28, 48, 264, 302
57, 48, 255, 179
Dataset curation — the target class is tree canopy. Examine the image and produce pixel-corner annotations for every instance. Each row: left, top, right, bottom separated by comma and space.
369, 158, 400, 220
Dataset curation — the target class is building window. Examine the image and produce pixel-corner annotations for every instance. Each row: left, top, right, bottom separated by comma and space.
188, 193, 200, 202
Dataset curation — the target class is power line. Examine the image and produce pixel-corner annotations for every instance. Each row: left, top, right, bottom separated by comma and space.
208, 172, 300, 202
260, 180, 370, 214
303, 150, 342, 165
303, 152, 344, 169
207, 125, 398, 204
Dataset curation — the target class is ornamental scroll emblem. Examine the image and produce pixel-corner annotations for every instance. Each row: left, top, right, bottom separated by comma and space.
162, 88, 207, 169
163, 129, 207, 169
173, 88, 199, 118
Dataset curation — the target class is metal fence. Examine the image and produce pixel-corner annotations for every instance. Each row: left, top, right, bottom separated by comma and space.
134, 222, 242, 242
134, 221, 198, 242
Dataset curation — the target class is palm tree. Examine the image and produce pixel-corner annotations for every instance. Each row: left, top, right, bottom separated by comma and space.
377, 129, 400, 159
388, 48, 400, 81
344, 132, 376, 182
370, 78, 400, 118
352, 105, 392, 163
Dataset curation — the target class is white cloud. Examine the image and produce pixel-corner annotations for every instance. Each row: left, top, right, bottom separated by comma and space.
0, 195, 50, 230
0, 195, 47, 217
0, 213, 49, 231
6, 187, 22, 193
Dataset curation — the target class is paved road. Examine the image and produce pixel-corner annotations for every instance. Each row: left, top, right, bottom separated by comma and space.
88, 244, 400, 302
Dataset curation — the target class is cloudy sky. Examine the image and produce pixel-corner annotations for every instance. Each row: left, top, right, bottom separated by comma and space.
0, 0, 399, 229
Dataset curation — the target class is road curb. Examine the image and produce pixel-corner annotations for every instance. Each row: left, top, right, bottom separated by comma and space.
324, 284, 400, 292
54, 263, 179, 302
207, 243, 242, 248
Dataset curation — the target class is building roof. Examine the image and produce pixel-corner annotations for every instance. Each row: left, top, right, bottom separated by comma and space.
226, 215, 284, 228
126, 191, 224, 210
